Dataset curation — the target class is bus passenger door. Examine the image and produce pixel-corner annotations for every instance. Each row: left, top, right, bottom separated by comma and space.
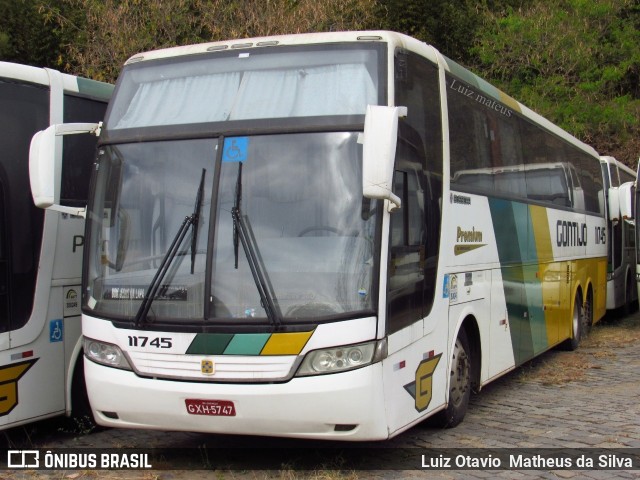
382, 155, 449, 435
383, 167, 429, 434
5, 211, 66, 426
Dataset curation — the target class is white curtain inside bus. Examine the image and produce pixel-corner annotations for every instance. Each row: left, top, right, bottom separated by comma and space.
115, 64, 376, 128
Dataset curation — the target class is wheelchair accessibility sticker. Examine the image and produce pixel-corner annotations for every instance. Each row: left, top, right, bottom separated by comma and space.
222, 137, 248, 163
49, 319, 63, 343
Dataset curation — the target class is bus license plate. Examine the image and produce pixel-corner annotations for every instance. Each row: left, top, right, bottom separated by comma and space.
185, 399, 236, 416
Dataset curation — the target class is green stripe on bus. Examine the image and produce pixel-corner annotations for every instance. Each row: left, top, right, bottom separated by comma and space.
489, 198, 549, 364
186, 331, 314, 356
76, 77, 114, 101
223, 333, 270, 355
186, 333, 233, 355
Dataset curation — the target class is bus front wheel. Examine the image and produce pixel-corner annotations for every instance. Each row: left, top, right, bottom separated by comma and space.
436, 328, 471, 428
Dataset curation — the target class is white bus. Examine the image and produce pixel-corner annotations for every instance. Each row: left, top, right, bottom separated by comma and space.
0, 62, 112, 430
30, 31, 606, 440
600, 156, 636, 313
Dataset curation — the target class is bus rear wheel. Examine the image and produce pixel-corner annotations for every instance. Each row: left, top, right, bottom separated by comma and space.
565, 292, 590, 351
623, 272, 636, 316
435, 329, 471, 428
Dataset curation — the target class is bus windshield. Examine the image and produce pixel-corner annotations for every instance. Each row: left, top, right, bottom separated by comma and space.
85, 43, 385, 326
84, 132, 378, 325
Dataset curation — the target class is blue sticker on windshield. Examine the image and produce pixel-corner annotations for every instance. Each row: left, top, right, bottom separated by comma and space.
223, 137, 249, 163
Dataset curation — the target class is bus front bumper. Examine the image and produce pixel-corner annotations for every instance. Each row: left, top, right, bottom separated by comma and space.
84, 358, 389, 441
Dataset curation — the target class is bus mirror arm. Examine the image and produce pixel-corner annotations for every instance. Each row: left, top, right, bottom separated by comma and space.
29, 122, 102, 217
359, 105, 407, 212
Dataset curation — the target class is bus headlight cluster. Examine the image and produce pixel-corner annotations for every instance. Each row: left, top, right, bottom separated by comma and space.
296, 340, 385, 376
84, 337, 132, 370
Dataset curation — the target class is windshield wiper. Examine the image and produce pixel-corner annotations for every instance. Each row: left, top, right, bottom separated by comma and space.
231, 162, 281, 327
191, 169, 206, 274
134, 168, 206, 328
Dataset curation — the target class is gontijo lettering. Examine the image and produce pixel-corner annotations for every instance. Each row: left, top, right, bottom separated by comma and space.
556, 220, 587, 247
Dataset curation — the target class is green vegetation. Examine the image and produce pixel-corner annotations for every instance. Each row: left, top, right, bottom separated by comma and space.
1, 0, 637, 164
471, 0, 640, 167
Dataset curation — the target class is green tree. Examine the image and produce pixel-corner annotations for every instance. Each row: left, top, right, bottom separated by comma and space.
52, 0, 379, 83
0, 0, 82, 70
379, 0, 527, 62
472, 0, 640, 165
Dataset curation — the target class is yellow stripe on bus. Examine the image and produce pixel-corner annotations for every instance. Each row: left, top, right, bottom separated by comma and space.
260, 331, 314, 355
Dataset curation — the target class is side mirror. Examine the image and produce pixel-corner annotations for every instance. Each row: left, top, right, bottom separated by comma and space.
359, 105, 407, 212
619, 181, 635, 220
29, 122, 101, 216
608, 187, 620, 222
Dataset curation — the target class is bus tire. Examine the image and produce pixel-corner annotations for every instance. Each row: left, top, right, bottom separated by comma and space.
623, 272, 636, 316
70, 358, 99, 432
583, 289, 593, 338
435, 328, 471, 428
565, 293, 584, 351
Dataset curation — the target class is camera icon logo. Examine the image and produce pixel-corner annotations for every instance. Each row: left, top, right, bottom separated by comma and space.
7, 450, 39, 468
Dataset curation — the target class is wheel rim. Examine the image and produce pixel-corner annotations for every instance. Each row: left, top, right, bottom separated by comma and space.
572, 299, 580, 341
450, 338, 470, 407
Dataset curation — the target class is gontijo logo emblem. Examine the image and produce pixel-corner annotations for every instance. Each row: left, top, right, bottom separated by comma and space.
201, 359, 214, 375
404, 353, 442, 412
0, 359, 38, 415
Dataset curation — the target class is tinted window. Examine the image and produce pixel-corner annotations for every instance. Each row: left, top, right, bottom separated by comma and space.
448, 73, 603, 214
388, 50, 442, 333
62, 94, 109, 206
620, 168, 635, 186
0, 79, 48, 330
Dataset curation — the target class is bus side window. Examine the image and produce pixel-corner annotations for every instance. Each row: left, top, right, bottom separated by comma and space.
387, 125, 428, 333
0, 80, 48, 331
387, 167, 425, 333
389, 173, 406, 249
0, 181, 8, 332
62, 94, 109, 207
390, 50, 443, 333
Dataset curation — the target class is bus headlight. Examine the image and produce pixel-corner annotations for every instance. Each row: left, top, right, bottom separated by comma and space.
84, 337, 132, 370
295, 340, 386, 377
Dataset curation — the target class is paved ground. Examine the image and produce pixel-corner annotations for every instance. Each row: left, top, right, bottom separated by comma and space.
4, 311, 640, 479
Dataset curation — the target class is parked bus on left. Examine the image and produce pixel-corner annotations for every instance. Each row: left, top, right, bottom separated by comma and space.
0, 62, 112, 429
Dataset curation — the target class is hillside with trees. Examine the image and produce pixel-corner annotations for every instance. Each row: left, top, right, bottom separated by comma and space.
1, 0, 638, 164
